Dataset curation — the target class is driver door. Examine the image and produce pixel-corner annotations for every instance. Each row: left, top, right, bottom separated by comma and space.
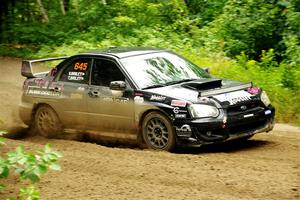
86, 58, 135, 136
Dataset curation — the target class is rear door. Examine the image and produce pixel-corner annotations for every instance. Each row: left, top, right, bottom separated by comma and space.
86, 57, 136, 136
52, 57, 92, 129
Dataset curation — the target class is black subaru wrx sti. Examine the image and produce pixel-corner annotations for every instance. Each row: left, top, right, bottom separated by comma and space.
20, 47, 275, 151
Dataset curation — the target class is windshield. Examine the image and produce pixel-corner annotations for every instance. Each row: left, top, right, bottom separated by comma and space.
120, 52, 210, 89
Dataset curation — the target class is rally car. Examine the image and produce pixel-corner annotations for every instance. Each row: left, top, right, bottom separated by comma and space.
19, 47, 275, 151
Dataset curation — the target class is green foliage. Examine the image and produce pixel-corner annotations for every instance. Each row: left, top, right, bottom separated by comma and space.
199, 0, 292, 58
0, 133, 62, 200
185, 0, 228, 26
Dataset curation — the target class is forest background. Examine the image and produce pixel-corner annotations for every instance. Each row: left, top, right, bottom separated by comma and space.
0, 0, 299, 124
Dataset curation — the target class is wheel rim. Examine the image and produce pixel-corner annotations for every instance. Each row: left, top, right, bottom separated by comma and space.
146, 117, 169, 148
37, 109, 55, 133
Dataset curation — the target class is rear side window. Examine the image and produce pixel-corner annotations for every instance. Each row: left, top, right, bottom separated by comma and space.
59, 58, 91, 84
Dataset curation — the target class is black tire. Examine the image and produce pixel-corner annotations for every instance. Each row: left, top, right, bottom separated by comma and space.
34, 105, 62, 138
142, 111, 176, 151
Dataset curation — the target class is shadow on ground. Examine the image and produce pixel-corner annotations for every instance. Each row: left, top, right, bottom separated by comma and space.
174, 139, 274, 154
4, 125, 275, 154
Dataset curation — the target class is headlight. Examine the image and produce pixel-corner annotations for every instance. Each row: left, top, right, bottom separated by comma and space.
189, 104, 219, 118
261, 91, 271, 106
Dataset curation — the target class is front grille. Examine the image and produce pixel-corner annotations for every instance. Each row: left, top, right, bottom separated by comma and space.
227, 101, 262, 114
226, 101, 267, 135
227, 119, 267, 135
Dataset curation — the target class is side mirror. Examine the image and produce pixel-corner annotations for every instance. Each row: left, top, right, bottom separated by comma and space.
109, 81, 126, 91
110, 81, 126, 97
203, 67, 210, 74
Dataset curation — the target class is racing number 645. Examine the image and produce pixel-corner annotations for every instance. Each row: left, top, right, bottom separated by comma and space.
74, 62, 88, 71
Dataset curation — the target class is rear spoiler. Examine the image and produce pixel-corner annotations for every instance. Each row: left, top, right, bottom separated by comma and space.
21, 56, 69, 78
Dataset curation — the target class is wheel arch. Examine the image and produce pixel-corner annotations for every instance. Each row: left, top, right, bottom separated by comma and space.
31, 103, 60, 123
138, 108, 173, 129
137, 108, 174, 144
31, 103, 63, 138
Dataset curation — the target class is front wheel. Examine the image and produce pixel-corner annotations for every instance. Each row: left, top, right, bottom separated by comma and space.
34, 105, 62, 138
142, 112, 176, 151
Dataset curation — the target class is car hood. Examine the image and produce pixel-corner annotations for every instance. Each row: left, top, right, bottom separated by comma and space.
144, 78, 252, 103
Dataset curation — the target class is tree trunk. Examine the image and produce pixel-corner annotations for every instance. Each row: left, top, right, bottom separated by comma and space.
64, 0, 70, 12
36, 0, 49, 23
59, 0, 66, 15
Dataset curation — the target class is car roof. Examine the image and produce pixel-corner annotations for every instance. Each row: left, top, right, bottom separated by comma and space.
78, 47, 167, 59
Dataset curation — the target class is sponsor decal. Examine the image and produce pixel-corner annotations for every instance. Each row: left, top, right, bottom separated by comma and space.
173, 107, 179, 114
173, 107, 188, 114
176, 124, 192, 137
171, 100, 186, 107
114, 97, 129, 103
102, 97, 113, 102
69, 71, 85, 76
68, 76, 84, 81
102, 97, 129, 103
134, 92, 144, 97
175, 114, 186, 118
134, 96, 144, 104
42, 81, 49, 89
27, 79, 50, 89
214, 90, 252, 105
230, 96, 251, 105
27, 88, 60, 97
150, 95, 166, 101
68, 71, 85, 81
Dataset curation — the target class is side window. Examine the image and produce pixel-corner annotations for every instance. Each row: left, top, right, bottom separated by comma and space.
59, 58, 91, 84
91, 59, 125, 86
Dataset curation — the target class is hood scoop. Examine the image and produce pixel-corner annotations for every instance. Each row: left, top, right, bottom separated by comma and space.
182, 78, 222, 91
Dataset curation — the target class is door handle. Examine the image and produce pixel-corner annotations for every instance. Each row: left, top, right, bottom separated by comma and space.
49, 87, 60, 92
88, 90, 100, 97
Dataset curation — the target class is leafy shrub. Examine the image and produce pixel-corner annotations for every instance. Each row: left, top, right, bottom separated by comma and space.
0, 131, 61, 200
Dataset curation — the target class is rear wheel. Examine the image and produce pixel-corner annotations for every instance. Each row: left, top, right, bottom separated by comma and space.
142, 112, 176, 151
34, 105, 62, 138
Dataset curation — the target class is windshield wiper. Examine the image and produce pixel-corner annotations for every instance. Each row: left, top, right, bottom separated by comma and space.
165, 78, 198, 86
142, 84, 166, 90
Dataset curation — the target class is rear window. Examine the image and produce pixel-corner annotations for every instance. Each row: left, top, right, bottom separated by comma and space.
59, 58, 91, 84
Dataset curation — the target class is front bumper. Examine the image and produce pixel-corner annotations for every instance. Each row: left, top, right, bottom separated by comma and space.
175, 106, 275, 147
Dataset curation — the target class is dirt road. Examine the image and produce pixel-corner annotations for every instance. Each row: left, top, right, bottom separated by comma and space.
0, 57, 299, 200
